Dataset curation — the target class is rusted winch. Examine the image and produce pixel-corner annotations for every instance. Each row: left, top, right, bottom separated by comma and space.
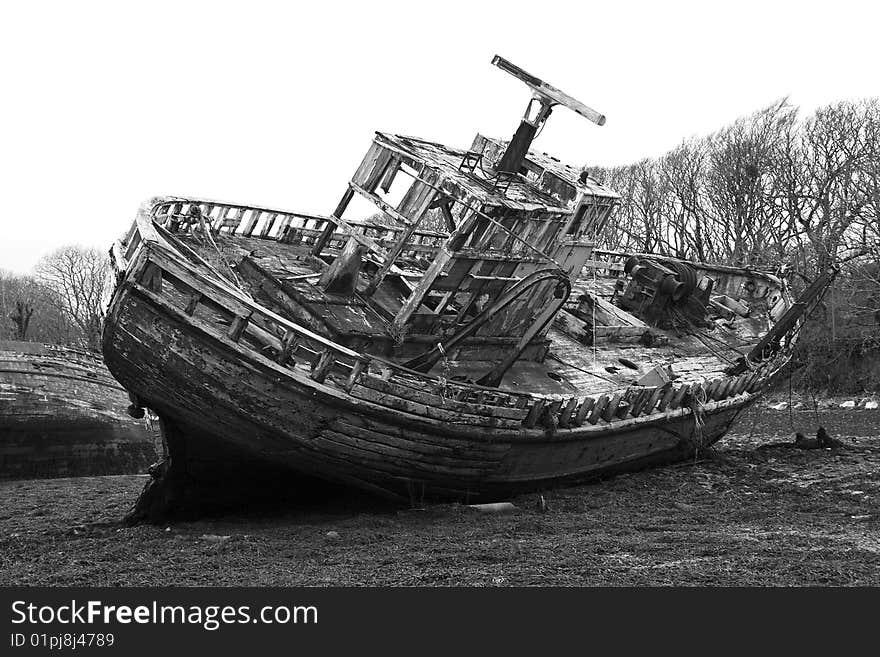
617, 256, 710, 328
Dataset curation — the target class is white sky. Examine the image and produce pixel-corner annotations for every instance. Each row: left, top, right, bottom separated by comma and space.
1, 0, 877, 274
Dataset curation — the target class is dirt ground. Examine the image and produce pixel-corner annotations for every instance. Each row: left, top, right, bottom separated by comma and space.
1, 407, 878, 586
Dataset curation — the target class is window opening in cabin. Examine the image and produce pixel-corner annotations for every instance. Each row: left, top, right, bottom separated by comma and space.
567, 204, 587, 235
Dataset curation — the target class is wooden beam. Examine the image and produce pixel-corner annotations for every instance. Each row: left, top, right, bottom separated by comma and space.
183, 291, 202, 316
492, 55, 606, 126
558, 397, 579, 429
227, 314, 250, 342
439, 201, 457, 231
656, 383, 677, 412
344, 359, 367, 392
310, 349, 336, 383
602, 392, 623, 422
311, 187, 354, 255
588, 394, 609, 424
522, 398, 545, 429
574, 397, 594, 426
359, 171, 441, 295
277, 329, 300, 366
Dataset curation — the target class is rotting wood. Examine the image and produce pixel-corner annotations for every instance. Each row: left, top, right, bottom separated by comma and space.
183, 291, 202, 316
642, 385, 665, 416
310, 349, 336, 384
558, 397, 579, 428
656, 383, 677, 412
98, 55, 819, 522
669, 383, 691, 410
226, 314, 251, 342
278, 330, 300, 366
522, 398, 546, 429
629, 387, 654, 417
588, 394, 610, 424
573, 396, 594, 426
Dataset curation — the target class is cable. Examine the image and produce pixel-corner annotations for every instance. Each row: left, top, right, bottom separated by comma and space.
545, 352, 619, 385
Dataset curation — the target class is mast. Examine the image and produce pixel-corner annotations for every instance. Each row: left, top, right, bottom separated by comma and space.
492, 55, 606, 174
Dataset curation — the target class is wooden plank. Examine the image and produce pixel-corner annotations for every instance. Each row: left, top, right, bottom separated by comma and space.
226, 314, 250, 342
717, 377, 735, 400
573, 397, 594, 426
656, 383, 677, 412
313, 431, 488, 479
629, 387, 654, 417
350, 383, 519, 429
310, 349, 336, 383
600, 392, 622, 422
588, 394, 610, 424
558, 397, 579, 429
311, 187, 355, 255
324, 427, 498, 471
239, 209, 261, 236
277, 329, 300, 366
544, 399, 564, 427
704, 378, 723, 400
183, 291, 202, 316
142, 262, 163, 293
358, 374, 527, 421
259, 212, 279, 238
333, 418, 505, 460
669, 383, 691, 410
522, 398, 545, 429
641, 385, 665, 416
352, 141, 395, 193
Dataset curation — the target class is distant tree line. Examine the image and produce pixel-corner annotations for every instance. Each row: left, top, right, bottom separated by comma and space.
588, 98, 880, 392
0, 246, 108, 351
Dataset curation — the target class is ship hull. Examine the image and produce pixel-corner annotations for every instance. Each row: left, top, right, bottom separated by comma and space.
102, 219, 783, 521
0, 342, 159, 480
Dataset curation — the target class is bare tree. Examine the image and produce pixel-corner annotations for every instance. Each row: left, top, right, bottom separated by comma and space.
659, 137, 711, 260
35, 246, 109, 351
702, 99, 796, 266
778, 100, 873, 275
0, 270, 76, 344
9, 300, 34, 339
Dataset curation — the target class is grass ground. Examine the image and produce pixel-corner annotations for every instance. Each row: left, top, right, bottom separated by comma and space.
1, 407, 878, 586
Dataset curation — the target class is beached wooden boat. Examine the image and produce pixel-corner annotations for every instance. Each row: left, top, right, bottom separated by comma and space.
0, 341, 158, 479
102, 57, 833, 521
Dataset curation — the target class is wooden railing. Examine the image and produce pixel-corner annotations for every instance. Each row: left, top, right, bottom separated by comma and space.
147, 197, 447, 266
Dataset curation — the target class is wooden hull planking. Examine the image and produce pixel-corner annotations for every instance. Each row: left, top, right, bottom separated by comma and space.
0, 342, 159, 479
102, 223, 787, 517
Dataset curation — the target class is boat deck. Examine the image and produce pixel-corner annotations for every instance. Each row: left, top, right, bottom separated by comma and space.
166, 229, 762, 399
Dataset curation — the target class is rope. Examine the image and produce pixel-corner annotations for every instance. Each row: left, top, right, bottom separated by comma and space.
669, 307, 745, 365
592, 261, 598, 364
688, 384, 709, 456
190, 207, 243, 288
435, 343, 452, 404
545, 352, 619, 385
